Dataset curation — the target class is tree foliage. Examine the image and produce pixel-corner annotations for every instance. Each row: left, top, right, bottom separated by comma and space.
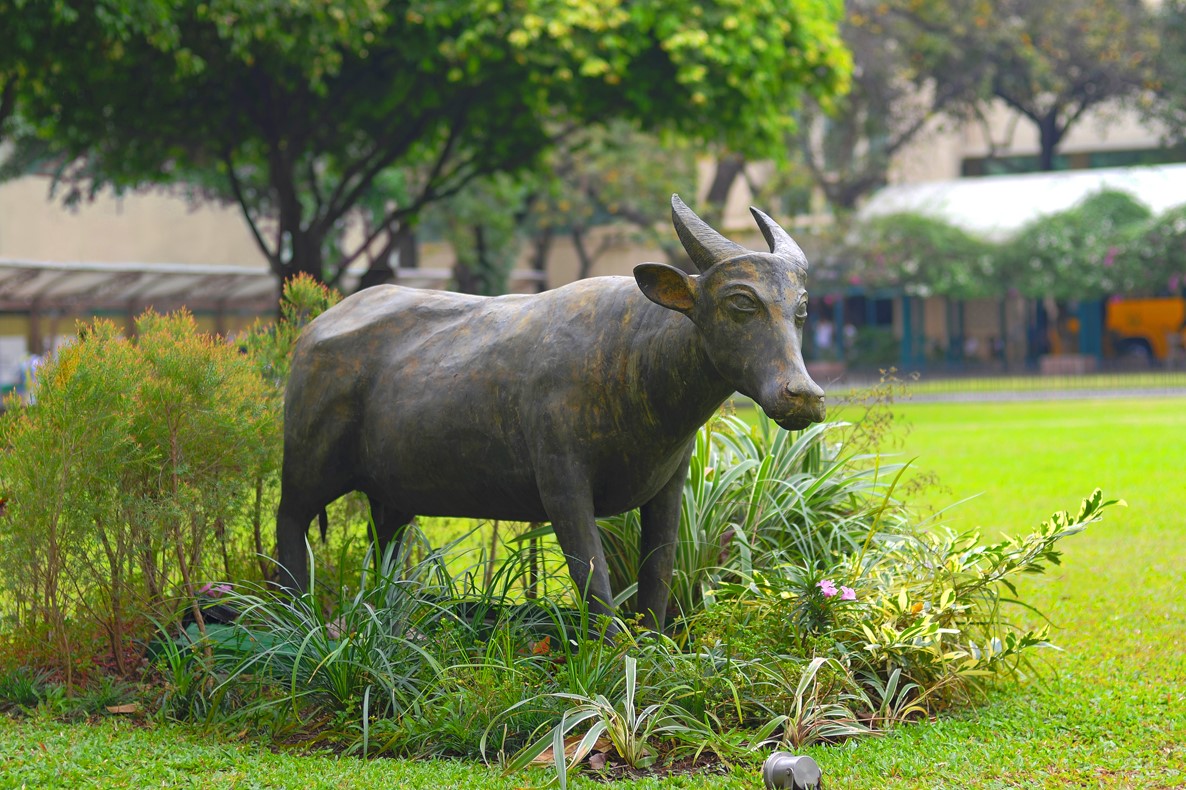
793, 0, 979, 212
1148, 0, 1186, 146
998, 190, 1153, 298
1113, 204, 1186, 296
14, 0, 850, 289
902, 0, 1157, 172
841, 190, 1177, 299
525, 121, 700, 275
846, 213, 998, 298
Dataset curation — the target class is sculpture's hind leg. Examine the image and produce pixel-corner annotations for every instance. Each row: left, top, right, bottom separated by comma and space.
276, 437, 355, 594
276, 491, 322, 593
366, 495, 413, 572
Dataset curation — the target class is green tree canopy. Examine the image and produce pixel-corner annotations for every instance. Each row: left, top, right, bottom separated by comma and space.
999, 190, 1153, 298
793, 0, 982, 212
845, 213, 998, 298
1114, 204, 1186, 296
1148, 0, 1186, 145
906, 0, 1157, 172
14, 0, 850, 289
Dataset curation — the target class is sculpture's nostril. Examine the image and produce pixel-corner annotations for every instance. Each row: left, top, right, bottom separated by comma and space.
785, 384, 826, 404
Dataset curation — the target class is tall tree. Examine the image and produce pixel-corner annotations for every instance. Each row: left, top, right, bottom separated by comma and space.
793, 0, 980, 212
1148, 0, 1186, 145
17, 0, 850, 290
916, 0, 1158, 172
527, 120, 700, 278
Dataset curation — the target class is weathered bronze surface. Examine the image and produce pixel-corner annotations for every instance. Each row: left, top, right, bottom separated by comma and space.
276, 195, 825, 630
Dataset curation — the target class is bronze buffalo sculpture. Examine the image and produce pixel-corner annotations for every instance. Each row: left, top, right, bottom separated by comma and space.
276, 194, 825, 631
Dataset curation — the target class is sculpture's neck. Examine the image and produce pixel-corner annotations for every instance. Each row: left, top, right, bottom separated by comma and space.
634, 306, 735, 440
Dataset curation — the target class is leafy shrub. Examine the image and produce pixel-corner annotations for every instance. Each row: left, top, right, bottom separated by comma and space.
0, 275, 342, 681
999, 190, 1153, 299
597, 412, 910, 625
1114, 203, 1186, 295
705, 488, 1122, 720
846, 212, 999, 298
241, 273, 341, 387
844, 189, 1186, 299
0, 313, 275, 679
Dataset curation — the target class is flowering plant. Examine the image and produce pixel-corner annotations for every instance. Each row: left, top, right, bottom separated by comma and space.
817, 579, 856, 601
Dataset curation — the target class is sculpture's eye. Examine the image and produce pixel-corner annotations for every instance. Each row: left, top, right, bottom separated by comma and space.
726, 293, 758, 314
795, 298, 808, 326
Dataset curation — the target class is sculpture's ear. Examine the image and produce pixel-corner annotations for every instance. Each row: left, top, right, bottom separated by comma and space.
634, 263, 696, 313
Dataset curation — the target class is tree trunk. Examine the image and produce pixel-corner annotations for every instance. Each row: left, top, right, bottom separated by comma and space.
529, 229, 553, 293
572, 227, 596, 280
358, 224, 417, 291
704, 153, 746, 224
288, 230, 325, 282
1037, 114, 1062, 172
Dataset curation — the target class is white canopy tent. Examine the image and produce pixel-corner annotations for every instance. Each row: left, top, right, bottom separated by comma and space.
859, 163, 1186, 240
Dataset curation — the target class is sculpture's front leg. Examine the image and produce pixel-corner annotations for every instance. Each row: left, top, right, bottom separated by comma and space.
537, 465, 617, 625
637, 444, 694, 632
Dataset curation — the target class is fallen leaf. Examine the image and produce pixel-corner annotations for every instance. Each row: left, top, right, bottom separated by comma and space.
588, 751, 608, 771
105, 703, 140, 714
531, 636, 551, 656
530, 735, 612, 764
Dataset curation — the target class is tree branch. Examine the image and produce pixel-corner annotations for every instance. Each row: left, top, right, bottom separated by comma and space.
318, 112, 438, 231
305, 156, 324, 214
0, 80, 16, 133
223, 150, 281, 275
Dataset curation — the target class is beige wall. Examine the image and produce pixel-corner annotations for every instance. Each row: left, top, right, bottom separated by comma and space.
0, 176, 266, 266
892, 100, 1165, 184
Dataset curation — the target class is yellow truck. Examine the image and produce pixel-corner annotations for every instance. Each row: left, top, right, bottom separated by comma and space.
1105, 297, 1186, 363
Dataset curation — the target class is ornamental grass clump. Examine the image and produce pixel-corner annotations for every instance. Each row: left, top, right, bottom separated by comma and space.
597, 412, 911, 628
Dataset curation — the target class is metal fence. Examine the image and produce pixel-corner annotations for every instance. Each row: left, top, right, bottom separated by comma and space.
815, 366, 1186, 401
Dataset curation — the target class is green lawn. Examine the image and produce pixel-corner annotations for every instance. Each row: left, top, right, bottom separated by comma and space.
3, 397, 1184, 789
798, 397, 1186, 788
899, 371, 1186, 395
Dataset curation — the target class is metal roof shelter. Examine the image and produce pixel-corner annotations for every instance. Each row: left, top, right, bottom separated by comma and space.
0, 258, 282, 313
0, 259, 549, 314
859, 163, 1186, 240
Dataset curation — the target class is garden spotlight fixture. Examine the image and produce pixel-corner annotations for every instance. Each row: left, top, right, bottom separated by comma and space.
762, 752, 822, 790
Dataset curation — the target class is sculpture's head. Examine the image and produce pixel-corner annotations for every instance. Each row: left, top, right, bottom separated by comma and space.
634, 194, 825, 430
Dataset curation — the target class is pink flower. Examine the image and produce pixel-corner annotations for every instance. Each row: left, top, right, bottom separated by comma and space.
839, 586, 856, 601
817, 579, 838, 597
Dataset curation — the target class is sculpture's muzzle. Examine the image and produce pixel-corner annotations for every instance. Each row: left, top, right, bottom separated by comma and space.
767, 379, 827, 431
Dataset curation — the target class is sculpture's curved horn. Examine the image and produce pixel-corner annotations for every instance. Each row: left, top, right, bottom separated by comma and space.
750, 206, 807, 268
671, 194, 749, 273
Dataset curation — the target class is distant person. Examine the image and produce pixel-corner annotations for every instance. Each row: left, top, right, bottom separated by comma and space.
16, 354, 42, 405
814, 318, 834, 358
